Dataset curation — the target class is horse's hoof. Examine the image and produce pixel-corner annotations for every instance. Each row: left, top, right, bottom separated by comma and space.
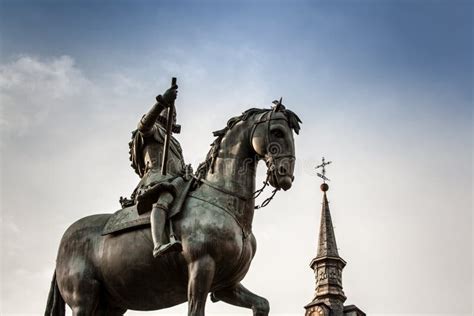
153, 241, 182, 257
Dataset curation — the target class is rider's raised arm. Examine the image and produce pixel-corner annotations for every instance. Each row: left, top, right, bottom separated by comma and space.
138, 86, 177, 136
137, 98, 166, 135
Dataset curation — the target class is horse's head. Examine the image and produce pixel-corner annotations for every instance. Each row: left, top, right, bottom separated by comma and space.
250, 100, 302, 191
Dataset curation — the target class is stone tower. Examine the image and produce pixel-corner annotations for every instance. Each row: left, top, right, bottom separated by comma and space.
305, 159, 365, 316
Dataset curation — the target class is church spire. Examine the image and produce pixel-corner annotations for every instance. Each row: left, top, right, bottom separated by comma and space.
316, 187, 339, 258
305, 158, 347, 316
314, 157, 340, 259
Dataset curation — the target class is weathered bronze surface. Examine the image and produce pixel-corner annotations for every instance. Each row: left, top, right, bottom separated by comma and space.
45, 82, 301, 316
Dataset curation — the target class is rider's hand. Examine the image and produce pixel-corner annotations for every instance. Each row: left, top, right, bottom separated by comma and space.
159, 85, 178, 107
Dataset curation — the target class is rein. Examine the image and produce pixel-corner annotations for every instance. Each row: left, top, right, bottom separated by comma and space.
252, 174, 279, 210
196, 172, 279, 210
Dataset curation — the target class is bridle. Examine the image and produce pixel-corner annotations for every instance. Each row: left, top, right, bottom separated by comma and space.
195, 110, 295, 209
249, 109, 295, 209
249, 109, 296, 165
197, 109, 294, 209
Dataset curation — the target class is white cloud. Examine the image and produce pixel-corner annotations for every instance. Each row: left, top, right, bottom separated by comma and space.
0, 55, 92, 134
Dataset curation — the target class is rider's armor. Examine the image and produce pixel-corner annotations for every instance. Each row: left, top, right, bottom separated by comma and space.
129, 94, 185, 257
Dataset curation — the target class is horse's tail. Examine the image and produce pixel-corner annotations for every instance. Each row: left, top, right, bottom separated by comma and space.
44, 270, 65, 316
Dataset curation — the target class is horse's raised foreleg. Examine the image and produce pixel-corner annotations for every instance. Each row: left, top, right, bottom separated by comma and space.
187, 255, 216, 316
212, 283, 269, 316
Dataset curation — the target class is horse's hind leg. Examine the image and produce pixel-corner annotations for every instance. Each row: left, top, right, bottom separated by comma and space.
57, 261, 101, 315
61, 277, 100, 316
212, 283, 269, 316
187, 255, 216, 316
95, 301, 127, 316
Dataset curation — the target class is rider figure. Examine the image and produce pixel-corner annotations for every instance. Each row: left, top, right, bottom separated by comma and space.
129, 84, 186, 257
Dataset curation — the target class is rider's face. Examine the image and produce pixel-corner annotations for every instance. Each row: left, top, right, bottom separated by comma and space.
159, 109, 177, 125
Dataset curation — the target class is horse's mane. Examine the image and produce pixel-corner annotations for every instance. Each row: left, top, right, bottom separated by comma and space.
195, 107, 302, 178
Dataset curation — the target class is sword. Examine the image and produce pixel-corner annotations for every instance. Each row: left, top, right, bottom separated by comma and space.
161, 77, 177, 175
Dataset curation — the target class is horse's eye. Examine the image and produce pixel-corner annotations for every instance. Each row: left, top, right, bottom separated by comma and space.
271, 129, 284, 138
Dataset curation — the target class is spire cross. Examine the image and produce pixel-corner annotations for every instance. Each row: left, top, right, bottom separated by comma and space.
315, 156, 332, 183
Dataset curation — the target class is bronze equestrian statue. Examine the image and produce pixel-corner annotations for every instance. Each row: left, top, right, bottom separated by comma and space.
45, 79, 302, 316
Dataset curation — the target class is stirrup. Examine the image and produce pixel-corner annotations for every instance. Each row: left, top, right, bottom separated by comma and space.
153, 240, 182, 257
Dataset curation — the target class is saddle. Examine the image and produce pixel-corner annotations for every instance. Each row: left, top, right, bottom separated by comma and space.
102, 178, 194, 235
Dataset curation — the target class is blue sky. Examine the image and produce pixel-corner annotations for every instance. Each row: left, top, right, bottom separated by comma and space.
2, 1, 472, 90
1, 1, 472, 315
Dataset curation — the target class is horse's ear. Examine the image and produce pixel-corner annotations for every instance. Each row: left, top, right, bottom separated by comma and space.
272, 97, 284, 112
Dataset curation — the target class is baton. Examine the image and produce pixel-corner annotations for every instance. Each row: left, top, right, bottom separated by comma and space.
161, 77, 177, 175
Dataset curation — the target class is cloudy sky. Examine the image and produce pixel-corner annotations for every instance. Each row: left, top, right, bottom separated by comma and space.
0, 0, 472, 315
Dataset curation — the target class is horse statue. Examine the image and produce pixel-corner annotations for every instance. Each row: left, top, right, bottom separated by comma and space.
45, 102, 301, 316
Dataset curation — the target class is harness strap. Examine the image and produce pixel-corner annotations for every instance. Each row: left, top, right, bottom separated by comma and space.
187, 193, 249, 238
195, 173, 278, 210
197, 177, 252, 201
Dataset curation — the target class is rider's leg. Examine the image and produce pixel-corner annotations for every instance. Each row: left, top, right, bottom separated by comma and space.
151, 191, 182, 257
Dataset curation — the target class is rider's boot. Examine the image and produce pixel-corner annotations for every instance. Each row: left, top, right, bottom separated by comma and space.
150, 194, 182, 257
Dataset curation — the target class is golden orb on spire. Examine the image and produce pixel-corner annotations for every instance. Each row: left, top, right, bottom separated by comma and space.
320, 183, 329, 192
